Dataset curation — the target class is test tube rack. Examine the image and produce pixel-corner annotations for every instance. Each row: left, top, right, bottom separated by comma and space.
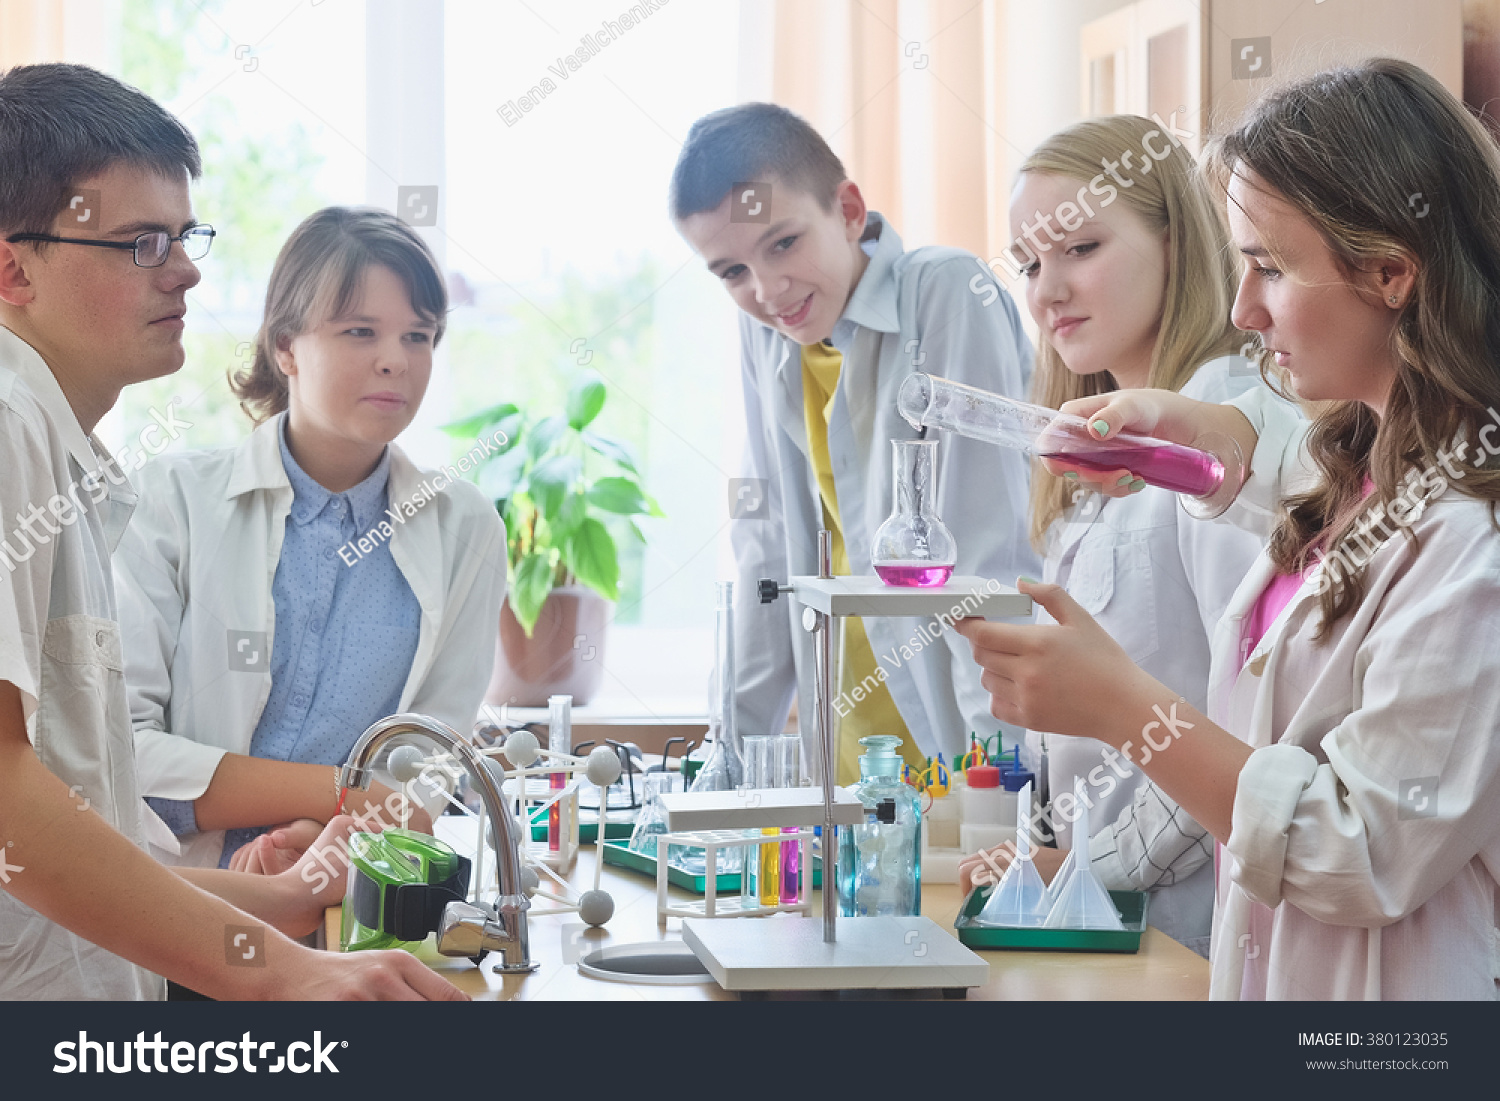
680, 548, 1032, 995
653, 827, 816, 923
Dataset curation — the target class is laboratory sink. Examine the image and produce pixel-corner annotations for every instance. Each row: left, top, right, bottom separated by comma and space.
576, 940, 716, 985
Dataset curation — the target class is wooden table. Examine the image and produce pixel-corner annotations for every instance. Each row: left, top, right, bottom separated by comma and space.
324, 846, 1209, 1000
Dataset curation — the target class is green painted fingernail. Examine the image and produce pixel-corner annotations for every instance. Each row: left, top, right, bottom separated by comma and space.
1018, 575, 1037, 585
1117, 475, 1134, 487
1131, 478, 1147, 492
1092, 419, 1110, 437
1064, 471, 1079, 480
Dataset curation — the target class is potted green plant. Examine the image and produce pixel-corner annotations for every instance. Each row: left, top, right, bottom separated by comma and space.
444, 372, 662, 706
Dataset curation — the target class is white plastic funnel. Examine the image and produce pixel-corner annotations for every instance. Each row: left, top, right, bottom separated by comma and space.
1041, 779, 1123, 930
976, 780, 1047, 927
1041, 777, 1088, 908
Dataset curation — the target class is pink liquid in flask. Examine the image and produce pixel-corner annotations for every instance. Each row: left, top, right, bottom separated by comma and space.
875, 562, 954, 587
1039, 441, 1223, 498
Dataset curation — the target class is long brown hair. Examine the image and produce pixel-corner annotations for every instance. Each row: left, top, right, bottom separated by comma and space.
1207, 59, 1500, 638
1020, 115, 1244, 549
230, 206, 447, 424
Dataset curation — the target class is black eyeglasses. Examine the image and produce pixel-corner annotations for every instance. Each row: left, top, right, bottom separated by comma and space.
4, 224, 215, 268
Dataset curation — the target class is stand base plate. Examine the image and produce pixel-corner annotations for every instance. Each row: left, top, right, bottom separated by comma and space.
681, 915, 988, 992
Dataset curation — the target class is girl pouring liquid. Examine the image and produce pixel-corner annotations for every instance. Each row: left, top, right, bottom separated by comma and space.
955, 115, 1269, 956
957, 59, 1500, 999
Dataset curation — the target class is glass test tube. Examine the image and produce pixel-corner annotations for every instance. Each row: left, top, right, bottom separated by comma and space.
896, 373, 1243, 512
548, 694, 571, 851
742, 736, 780, 907
777, 736, 801, 904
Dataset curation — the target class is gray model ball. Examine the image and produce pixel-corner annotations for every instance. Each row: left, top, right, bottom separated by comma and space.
385, 744, 426, 784
578, 889, 614, 927
503, 729, 541, 769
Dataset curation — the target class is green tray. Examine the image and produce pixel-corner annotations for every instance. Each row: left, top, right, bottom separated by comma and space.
601, 839, 823, 895
529, 820, 634, 844
953, 889, 1148, 953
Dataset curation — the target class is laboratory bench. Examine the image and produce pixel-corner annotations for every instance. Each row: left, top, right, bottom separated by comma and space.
321, 846, 1209, 1001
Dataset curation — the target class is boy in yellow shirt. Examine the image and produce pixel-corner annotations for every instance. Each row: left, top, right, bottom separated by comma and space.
671, 103, 1039, 783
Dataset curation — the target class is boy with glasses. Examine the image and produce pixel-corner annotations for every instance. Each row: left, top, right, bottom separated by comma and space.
0, 62, 464, 1001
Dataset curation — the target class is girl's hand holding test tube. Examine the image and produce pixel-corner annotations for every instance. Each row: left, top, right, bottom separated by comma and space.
1041, 388, 1260, 499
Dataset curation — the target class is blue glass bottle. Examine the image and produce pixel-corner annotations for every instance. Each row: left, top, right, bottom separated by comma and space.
836, 735, 922, 916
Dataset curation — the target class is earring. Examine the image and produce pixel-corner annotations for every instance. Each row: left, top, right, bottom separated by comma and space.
1389, 295, 1400, 305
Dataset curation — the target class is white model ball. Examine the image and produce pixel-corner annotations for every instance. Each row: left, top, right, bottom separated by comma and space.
483, 756, 508, 788
385, 744, 427, 784
520, 866, 540, 896
578, 889, 614, 927
503, 730, 540, 769
585, 745, 622, 787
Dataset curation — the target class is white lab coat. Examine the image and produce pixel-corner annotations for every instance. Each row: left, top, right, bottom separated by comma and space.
1028, 355, 1271, 955
0, 327, 163, 1000
114, 413, 507, 869
732, 212, 1041, 775
1207, 387, 1500, 999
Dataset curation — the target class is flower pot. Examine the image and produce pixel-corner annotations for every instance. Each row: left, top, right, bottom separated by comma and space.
486, 585, 610, 707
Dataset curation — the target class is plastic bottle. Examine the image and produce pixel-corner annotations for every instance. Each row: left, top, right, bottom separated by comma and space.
959, 763, 1015, 855
836, 735, 922, 917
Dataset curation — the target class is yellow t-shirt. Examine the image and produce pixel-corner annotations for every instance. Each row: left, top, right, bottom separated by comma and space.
801, 342, 929, 785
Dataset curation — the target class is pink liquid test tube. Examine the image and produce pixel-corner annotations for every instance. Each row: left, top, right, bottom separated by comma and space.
777, 736, 801, 905
1036, 442, 1223, 498
897, 373, 1245, 518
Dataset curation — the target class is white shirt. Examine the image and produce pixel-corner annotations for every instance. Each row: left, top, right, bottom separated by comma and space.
1030, 356, 1272, 954
114, 413, 507, 869
1208, 387, 1500, 1000
0, 326, 162, 1000
732, 212, 1041, 775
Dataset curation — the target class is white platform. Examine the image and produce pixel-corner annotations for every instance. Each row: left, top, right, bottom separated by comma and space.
791, 575, 1033, 619
658, 787, 867, 830
682, 915, 990, 992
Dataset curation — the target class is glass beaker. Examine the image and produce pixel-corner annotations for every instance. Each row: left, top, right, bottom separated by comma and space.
627, 772, 680, 857
871, 439, 957, 587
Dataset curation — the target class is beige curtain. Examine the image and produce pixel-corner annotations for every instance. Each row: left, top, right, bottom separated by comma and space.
764, 0, 1004, 263
0, 0, 114, 71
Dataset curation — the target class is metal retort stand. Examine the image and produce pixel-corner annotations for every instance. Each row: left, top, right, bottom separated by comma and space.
678, 531, 1033, 996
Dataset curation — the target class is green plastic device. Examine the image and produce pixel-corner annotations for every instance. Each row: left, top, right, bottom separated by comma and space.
340, 828, 472, 953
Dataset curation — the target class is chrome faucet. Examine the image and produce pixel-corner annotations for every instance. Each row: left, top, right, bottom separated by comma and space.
339, 712, 537, 973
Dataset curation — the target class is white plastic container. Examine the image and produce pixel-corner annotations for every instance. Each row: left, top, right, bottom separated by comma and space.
959, 764, 1016, 855
925, 790, 961, 849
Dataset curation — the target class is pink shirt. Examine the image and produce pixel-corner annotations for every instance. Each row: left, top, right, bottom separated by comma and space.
1239, 477, 1376, 663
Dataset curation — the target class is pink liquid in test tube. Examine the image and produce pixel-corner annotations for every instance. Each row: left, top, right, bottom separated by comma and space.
1039, 442, 1224, 498
780, 829, 800, 904
874, 563, 954, 587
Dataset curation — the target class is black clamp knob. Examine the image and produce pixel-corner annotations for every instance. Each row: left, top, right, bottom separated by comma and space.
758, 578, 782, 604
